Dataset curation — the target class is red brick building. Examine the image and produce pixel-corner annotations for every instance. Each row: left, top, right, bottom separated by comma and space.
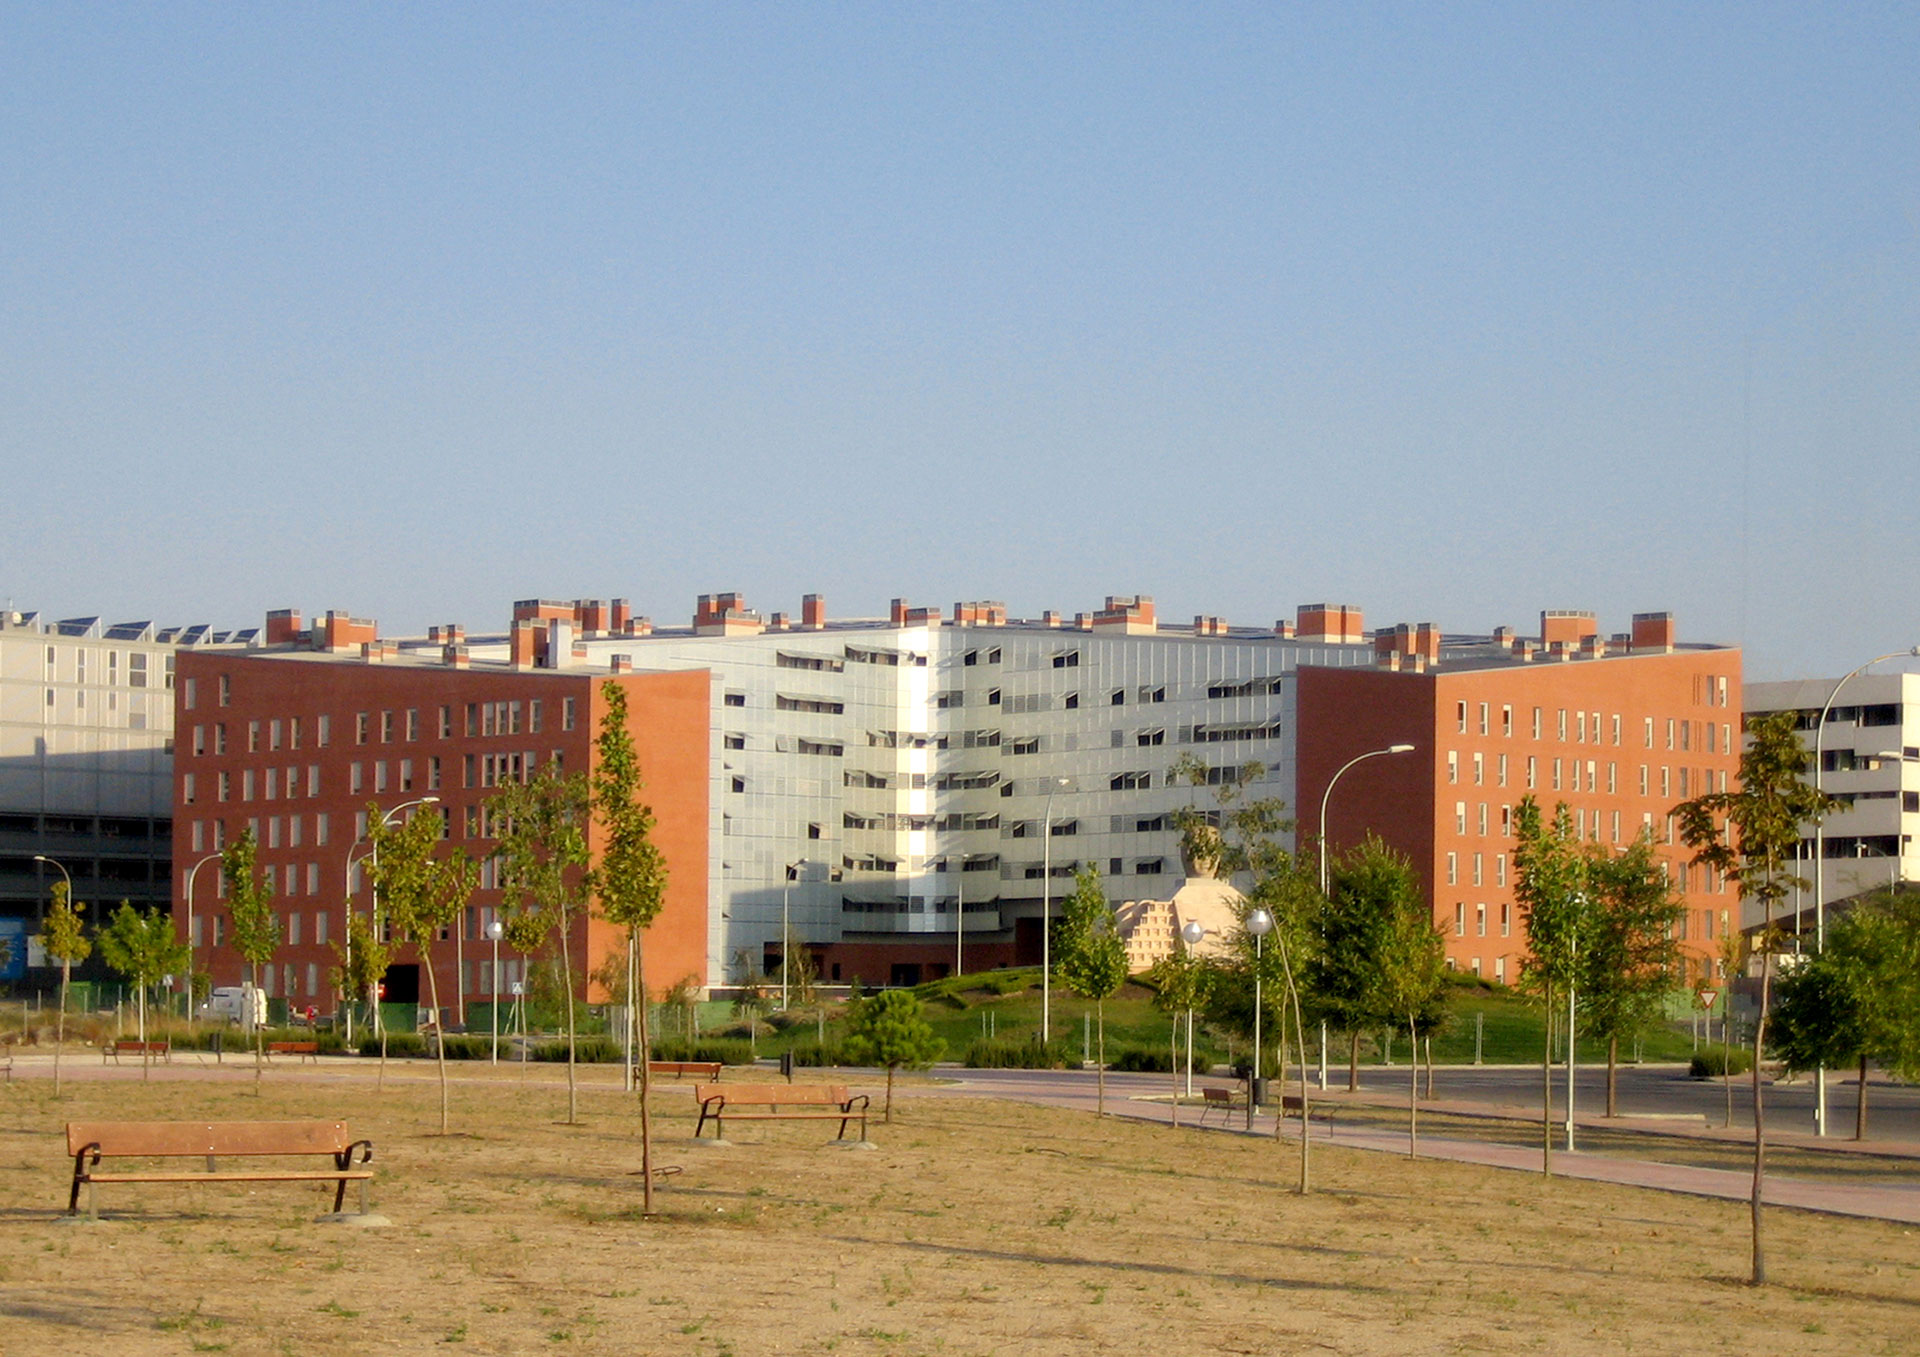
172, 615, 710, 1020
1297, 611, 1742, 985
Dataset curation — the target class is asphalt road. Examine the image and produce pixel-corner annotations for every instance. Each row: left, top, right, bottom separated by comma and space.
1327, 1061, 1920, 1143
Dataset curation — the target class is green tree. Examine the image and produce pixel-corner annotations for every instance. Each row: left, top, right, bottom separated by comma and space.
1051, 864, 1131, 1117
223, 827, 280, 1080
1145, 946, 1212, 1128
588, 680, 672, 1215
371, 804, 477, 1133
1371, 874, 1449, 1158
41, 879, 90, 1097
1513, 796, 1590, 1176
1773, 889, 1920, 1139
1314, 838, 1412, 1092
1583, 834, 1685, 1116
97, 901, 189, 1078
489, 762, 592, 1123
1675, 708, 1835, 1287
844, 988, 943, 1123
332, 908, 391, 1062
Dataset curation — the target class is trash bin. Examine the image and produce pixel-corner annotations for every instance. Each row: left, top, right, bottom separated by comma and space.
780, 1050, 795, 1083
1250, 1076, 1268, 1108
209, 1030, 223, 1061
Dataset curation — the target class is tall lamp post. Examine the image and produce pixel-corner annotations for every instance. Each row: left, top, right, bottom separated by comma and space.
486, 918, 504, 1064
781, 858, 810, 1010
1810, 647, 1919, 1136
1039, 776, 1071, 1043
346, 795, 441, 1043
1318, 745, 1417, 894
1180, 919, 1206, 1096
1246, 906, 1274, 1129
180, 851, 222, 1018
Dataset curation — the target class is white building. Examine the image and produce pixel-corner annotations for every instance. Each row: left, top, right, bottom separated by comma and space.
0, 610, 230, 977
1746, 671, 1920, 926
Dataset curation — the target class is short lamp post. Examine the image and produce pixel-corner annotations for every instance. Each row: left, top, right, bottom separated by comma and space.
486, 918, 504, 1064
1180, 919, 1206, 1096
1246, 906, 1274, 1129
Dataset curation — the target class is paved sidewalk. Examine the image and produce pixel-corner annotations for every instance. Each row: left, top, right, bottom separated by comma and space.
918, 1067, 1920, 1226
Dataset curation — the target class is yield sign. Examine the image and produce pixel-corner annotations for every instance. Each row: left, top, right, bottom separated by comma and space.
1697, 989, 1720, 1010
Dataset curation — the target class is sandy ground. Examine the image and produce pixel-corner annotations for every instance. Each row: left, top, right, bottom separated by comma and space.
1, 1057, 1917, 1356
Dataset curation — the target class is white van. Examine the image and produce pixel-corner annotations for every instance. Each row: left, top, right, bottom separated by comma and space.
198, 985, 267, 1026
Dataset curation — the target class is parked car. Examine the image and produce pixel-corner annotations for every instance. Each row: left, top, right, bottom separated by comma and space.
198, 985, 266, 1026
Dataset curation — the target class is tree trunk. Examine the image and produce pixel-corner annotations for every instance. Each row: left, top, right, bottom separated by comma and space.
1169, 1013, 1180, 1129
422, 945, 449, 1134
1607, 1035, 1619, 1118
1407, 1012, 1419, 1160
559, 915, 579, 1124
636, 926, 657, 1218
1348, 1030, 1360, 1092
54, 962, 68, 1097
138, 984, 149, 1082
1856, 1053, 1869, 1142
249, 963, 264, 1089
1751, 952, 1771, 1286
884, 1064, 895, 1123
1096, 1000, 1106, 1118
1542, 978, 1554, 1178
374, 976, 389, 1091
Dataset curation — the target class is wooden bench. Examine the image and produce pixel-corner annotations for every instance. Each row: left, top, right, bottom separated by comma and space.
1280, 1093, 1337, 1125
1198, 1086, 1249, 1125
648, 1060, 723, 1081
65, 1120, 375, 1219
267, 1041, 321, 1063
103, 1040, 170, 1064
693, 1083, 869, 1142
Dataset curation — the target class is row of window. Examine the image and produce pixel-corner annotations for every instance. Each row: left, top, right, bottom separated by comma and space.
1452, 700, 1733, 755
1446, 752, 1728, 799
40, 646, 164, 687
183, 685, 578, 743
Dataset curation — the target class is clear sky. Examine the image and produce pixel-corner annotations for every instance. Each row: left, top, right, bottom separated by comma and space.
3, 3, 1915, 681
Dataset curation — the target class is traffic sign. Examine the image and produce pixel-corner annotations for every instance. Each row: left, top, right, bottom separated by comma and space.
1697, 989, 1719, 1010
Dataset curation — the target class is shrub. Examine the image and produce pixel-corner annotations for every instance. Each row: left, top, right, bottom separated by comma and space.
963, 1038, 1072, 1070
360, 1032, 427, 1058
1689, 1044, 1754, 1078
650, 1037, 756, 1066
530, 1036, 623, 1063
790, 1041, 854, 1067
1109, 1047, 1176, 1073
436, 1035, 493, 1061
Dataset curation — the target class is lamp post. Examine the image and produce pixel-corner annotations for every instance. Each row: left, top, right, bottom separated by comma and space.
781, 858, 810, 1010
1246, 907, 1273, 1128
1318, 745, 1417, 893
486, 918, 504, 1064
1810, 647, 1919, 1136
1039, 776, 1071, 1043
341, 842, 375, 1045
33, 854, 76, 921
181, 851, 221, 1018
1180, 919, 1206, 1096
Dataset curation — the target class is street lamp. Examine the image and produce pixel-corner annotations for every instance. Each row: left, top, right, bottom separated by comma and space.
1810, 646, 1919, 1136
1039, 776, 1071, 1043
1246, 907, 1274, 1129
781, 858, 810, 1010
181, 851, 222, 1018
486, 918, 504, 1064
1180, 919, 1206, 1096
34, 855, 75, 923
1318, 745, 1417, 893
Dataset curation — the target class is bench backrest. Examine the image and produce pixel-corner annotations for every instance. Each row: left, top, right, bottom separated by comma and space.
695, 1083, 849, 1108
1201, 1087, 1238, 1104
67, 1120, 354, 1158
111, 1040, 168, 1050
269, 1041, 319, 1051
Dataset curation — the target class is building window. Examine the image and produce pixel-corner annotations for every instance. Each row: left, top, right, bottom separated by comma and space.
183, 677, 197, 710
1454, 903, 1465, 936
1446, 852, 1457, 886
1477, 803, 1488, 836
1472, 753, 1484, 786
1557, 709, 1568, 741
1497, 753, 1507, 787
1532, 707, 1542, 739
1500, 903, 1511, 938
1472, 852, 1483, 887
1476, 902, 1487, 937
1455, 802, 1466, 835
1456, 701, 1468, 734
1501, 705, 1512, 737
1446, 751, 1458, 785
218, 674, 231, 706
351, 763, 364, 794
317, 714, 331, 747
1495, 853, 1507, 886
1526, 756, 1536, 789
564, 697, 578, 728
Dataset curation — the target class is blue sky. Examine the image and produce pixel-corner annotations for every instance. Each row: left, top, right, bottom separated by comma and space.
3, 3, 1915, 680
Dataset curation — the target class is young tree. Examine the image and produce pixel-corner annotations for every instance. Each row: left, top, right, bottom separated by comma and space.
1513, 796, 1589, 1177
1314, 838, 1409, 1092
1344, 846, 1447, 1159
371, 805, 477, 1134
588, 680, 671, 1215
223, 827, 281, 1082
97, 901, 190, 1080
844, 988, 943, 1123
1051, 864, 1131, 1117
489, 762, 592, 1124
1146, 946, 1212, 1127
41, 879, 89, 1097
333, 909, 391, 1066
1675, 708, 1835, 1287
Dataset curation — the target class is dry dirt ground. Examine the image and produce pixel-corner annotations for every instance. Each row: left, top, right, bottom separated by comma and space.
1, 1059, 1917, 1356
